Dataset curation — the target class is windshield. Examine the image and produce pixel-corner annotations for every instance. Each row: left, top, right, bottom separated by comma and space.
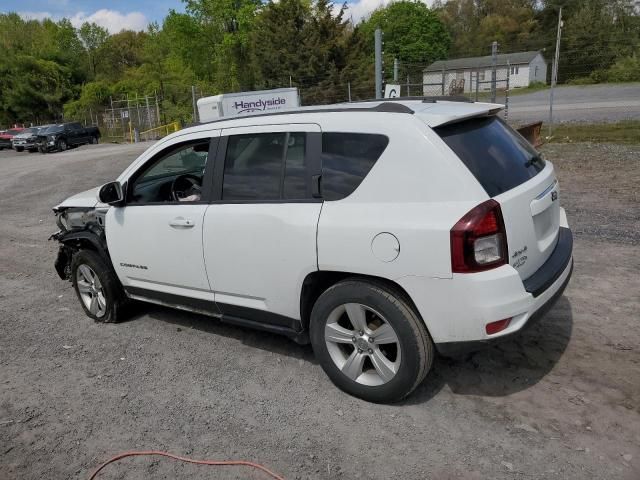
434, 116, 545, 197
42, 125, 64, 134
21, 127, 38, 135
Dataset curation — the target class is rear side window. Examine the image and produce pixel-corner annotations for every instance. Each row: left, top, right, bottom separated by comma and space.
435, 116, 544, 197
321, 132, 389, 201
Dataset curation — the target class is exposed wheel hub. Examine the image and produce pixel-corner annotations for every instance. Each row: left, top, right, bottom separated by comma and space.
355, 336, 370, 351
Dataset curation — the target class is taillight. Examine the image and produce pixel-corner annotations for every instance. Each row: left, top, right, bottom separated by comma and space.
450, 199, 508, 273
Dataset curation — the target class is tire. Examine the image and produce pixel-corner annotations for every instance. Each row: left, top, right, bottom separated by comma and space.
71, 250, 128, 323
310, 279, 434, 403
90, 136, 99, 145
15, 147, 24, 152
57, 139, 67, 151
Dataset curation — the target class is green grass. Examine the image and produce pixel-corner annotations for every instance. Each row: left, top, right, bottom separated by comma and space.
547, 121, 640, 144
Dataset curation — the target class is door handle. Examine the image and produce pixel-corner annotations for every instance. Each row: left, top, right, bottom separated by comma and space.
169, 217, 195, 228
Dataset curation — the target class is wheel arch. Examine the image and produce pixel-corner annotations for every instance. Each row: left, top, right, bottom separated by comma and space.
54, 228, 113, 280
300, 271, 426, 334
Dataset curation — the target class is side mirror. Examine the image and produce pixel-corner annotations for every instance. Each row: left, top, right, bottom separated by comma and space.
98, 181, 124, 206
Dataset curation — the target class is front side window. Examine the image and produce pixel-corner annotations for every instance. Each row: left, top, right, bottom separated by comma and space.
320, 132, 389, 201
222, 132, 308, 201
129, 141, 210, 203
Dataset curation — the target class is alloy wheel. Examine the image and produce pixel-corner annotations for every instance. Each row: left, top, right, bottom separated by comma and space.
76, 264, 107, 318
324, 303, 401, 386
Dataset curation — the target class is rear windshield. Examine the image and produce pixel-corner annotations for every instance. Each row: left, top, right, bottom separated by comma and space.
435, 116, 545, 197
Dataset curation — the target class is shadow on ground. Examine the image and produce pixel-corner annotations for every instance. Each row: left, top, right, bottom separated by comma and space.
128, 296, 573, 404
407, 297, 574, 404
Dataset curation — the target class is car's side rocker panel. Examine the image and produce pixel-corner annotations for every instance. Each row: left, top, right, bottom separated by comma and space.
123, 286, 309, 344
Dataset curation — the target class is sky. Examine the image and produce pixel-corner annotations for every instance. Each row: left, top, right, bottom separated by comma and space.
5, 0, 434, 33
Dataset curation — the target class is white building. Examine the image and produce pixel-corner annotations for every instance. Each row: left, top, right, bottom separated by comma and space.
423, 51, 548, 94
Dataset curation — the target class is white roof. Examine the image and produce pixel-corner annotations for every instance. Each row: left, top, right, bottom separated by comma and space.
178, 99, 504, 137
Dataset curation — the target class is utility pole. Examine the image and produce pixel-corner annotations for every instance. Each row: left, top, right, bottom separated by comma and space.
505, 61, 511, 122
393, 58, 398, 82
549, 6, 563, 135
375, 28, 383, 99
347, 82, 352, 102
191, 85, 198, 123
491, 41, 498, 103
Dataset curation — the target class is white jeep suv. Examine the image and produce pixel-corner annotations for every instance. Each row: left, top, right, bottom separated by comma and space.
51, 99, 573, 403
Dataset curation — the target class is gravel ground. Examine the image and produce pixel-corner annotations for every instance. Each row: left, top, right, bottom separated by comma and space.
1, 142, 639, 480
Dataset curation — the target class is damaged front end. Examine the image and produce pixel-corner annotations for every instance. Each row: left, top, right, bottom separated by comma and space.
50, 207, 109, 280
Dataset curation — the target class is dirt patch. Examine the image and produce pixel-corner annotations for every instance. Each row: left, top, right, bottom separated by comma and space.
0, 143, 639, 479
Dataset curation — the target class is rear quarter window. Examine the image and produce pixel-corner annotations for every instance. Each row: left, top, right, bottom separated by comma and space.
434, 116, 545, 197
321, 132, 389, 201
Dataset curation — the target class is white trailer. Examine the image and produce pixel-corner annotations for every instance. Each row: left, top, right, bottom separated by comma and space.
197, 87, 300, 122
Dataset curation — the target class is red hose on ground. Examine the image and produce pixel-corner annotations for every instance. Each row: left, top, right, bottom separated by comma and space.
88, 450, 285, 480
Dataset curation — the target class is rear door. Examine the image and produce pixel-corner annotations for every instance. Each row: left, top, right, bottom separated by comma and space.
435, 116, 560, 280
202, 124, 322, 325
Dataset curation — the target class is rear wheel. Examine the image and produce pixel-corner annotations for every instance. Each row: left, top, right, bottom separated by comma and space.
71, 250, 127, 323
90, 136, 99, 144
310, 280, 433, 403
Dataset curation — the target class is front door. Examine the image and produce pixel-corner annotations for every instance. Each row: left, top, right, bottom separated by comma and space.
106, 132, 220, 305
202, 124, 322, 327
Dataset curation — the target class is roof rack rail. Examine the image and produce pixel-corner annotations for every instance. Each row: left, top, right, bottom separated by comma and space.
355, 96, 473, 104
196, 101, 415, 125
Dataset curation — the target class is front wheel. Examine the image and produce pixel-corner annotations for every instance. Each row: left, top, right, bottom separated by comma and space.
15, 147, 24, 152
71, 250, 128, 323
57, 139, 67, 151
310, 280, 434, 403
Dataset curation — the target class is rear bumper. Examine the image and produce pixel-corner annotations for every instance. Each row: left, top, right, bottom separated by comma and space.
523, 227, 572, 297
397, 226, 574, 355
436, 259, 573, 357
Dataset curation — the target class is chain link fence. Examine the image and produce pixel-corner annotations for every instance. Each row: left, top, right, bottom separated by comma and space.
63, 38, 639, 143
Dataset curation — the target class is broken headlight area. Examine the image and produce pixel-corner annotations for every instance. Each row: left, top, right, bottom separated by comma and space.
55, 207, 106, 233
51, 207, 108, 280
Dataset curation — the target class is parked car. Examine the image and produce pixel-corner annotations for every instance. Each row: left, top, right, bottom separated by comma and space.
37, 122, 100, 153
50, 99, 573, 403
12, 125, 51, 152
0, 128, 25, 150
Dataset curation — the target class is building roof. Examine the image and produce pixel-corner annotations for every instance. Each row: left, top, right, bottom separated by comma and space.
424, 51, 544, 72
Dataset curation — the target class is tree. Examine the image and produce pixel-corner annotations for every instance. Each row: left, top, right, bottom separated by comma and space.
78, 22, 109, 77
95, 30, 147, 81
184, 0, 261, 91
361, 1, 450, 64
434, 0, 538, 57
252, 0, 310, 87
